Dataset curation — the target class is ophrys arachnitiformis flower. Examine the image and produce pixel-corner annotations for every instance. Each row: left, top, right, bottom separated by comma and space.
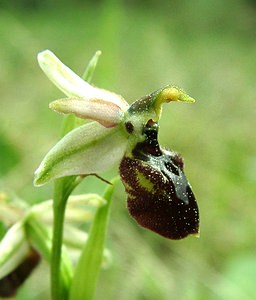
34, 50, 199, 239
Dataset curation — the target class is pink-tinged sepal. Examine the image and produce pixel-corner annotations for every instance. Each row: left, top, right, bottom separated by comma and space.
49, 98, 124, 128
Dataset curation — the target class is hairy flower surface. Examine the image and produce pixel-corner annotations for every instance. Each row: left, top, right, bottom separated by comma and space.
34, 50, 199, 239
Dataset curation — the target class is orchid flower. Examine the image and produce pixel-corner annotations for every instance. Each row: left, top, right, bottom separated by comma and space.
34, 50, 199, 240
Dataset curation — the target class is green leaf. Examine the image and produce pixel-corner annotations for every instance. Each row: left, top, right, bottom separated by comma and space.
69, 179, 117, 300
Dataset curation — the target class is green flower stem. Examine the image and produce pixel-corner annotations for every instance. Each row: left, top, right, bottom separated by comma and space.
51, 176, 86, 300
51, 178, 70, 300
69, 178, 117, 300
50, 52, 101, 300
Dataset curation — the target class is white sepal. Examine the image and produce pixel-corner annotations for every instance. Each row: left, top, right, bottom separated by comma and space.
34, 122, 128, 186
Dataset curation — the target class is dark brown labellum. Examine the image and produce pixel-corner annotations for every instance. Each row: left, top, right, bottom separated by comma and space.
119, 120, 199, 240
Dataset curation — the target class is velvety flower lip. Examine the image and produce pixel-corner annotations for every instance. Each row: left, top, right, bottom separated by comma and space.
119, 119, 199, 239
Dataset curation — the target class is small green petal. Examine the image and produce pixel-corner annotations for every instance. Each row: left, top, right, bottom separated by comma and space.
34, 122, 128, 186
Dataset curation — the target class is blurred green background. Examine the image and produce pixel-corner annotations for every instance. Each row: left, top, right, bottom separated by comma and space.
0, 0, 256, 299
